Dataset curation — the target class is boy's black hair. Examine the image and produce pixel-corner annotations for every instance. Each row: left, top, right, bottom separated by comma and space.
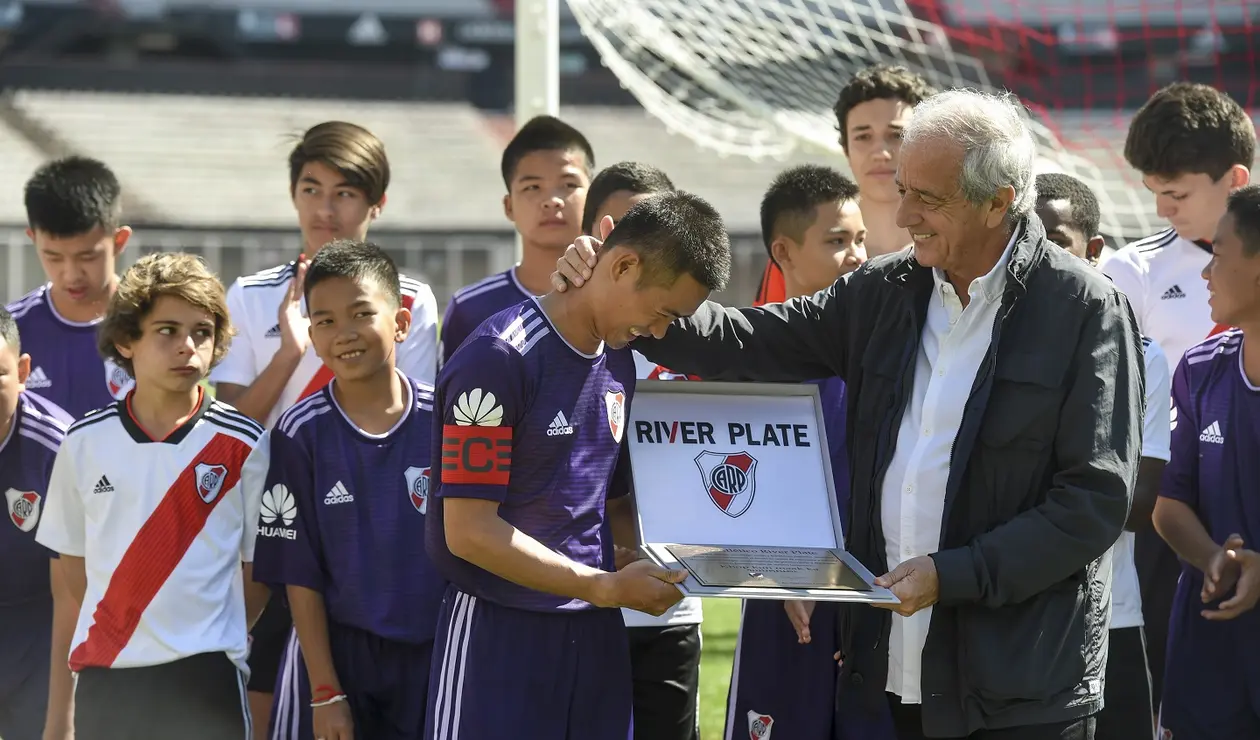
1226, 184, 1260, 257
601, 191, 731, 292
0, 307, 20, 354
1035, 173, 1102, 238
24, 156, 123, 237
582, 162, 675, 236
759, 165, 861, 263
500, 115, 595, 190
1124, 83, 1256, 182
304, 239, 402, 308
833, 64, 936, 150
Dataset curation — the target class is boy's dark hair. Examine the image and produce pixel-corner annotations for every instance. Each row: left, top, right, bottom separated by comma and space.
24, 156, 123, 237
833, 64, 936, 150
601, 191, 731, 292
1124, 83, 1256, 182
0, 307, 19, 354
98, 253, 233, 376
1035, 173, 1102, 238
500, 115, 595, 190
582, 162, 675, 236
1226, 184, 1260, 257
289, 121, 390, 205
760, 166, 861, 263
303, 239, 402, 308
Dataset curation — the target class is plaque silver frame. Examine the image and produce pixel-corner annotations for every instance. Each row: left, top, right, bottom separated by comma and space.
628, 380, 899, 604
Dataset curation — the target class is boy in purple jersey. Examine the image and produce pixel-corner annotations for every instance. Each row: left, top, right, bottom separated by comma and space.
1152, 184, 1260, 740
5, 157, 135, 419
438, 116, 595, 364
0, 308, 74, 740
424, 191, 730, 740
252, 241, 444, 740
725, 166, 893, 740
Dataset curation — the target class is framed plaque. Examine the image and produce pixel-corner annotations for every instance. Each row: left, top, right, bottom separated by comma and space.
627, 380, 898, 604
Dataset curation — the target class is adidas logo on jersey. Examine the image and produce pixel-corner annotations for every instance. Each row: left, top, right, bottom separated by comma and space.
92, 475, 114, 494
26, 367, 51, 389
547, 410, 575, 436
1199, 421, 1224, 444
324, 481, 355, 505
1161, 285, 1186, 300
265, 324, 282, 338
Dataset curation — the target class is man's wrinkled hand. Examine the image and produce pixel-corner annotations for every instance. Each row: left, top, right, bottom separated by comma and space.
872, 556, 939, 617
784, 600, 815, 644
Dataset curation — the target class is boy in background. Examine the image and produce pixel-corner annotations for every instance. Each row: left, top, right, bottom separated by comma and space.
5, 157, 135, 418
730, 165, 889, 740
253, 241, 445, 740
438, 115, 594, 363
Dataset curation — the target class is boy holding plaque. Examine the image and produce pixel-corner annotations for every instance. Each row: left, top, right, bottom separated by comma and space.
724, 165, 896, 740
423, 191, 731, 740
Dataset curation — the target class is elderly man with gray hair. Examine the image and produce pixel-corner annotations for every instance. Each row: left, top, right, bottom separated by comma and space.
552, 89, 1144, 739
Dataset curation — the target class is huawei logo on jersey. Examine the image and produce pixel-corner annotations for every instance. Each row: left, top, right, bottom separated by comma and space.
258, 484, 297, 540
443, 387, 511, 486
453, 388, 504, 427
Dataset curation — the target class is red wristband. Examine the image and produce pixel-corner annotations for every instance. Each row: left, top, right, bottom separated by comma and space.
311, 684, 340, 702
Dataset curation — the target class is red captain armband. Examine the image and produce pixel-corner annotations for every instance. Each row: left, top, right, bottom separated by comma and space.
442, 425, 513, 485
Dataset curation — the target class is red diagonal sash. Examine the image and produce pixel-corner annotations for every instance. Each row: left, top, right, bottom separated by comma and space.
69, 433, 253, 670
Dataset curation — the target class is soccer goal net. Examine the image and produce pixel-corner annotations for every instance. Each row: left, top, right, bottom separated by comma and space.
566, 0, 1253, 242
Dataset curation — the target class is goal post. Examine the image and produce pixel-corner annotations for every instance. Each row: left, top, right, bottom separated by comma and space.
513, 0, 561, 261
562, 0, 1197, 242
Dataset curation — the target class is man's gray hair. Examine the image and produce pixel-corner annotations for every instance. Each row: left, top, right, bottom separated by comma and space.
902, 89, 1038, 220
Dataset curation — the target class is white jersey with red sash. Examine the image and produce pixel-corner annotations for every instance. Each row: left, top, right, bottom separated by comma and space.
211, 262, 439, 429
35, 390, 268, 673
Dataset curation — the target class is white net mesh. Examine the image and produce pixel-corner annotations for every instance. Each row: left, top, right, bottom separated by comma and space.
566, 0, 1160, 240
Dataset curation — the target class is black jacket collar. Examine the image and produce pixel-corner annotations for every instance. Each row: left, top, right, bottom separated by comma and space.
883, 216, 1047, 294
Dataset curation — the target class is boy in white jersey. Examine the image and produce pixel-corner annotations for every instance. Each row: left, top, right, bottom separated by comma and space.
211, 121, 438, 731
36, 253, 271, 740
1102, 82, 1255, 705
1038, 173, 1171, 739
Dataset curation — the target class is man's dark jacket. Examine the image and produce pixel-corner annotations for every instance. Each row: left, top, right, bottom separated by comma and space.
635, 216, 1144, 736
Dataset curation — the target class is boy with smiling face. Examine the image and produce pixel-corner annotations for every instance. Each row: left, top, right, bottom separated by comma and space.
5, 156, 136, 419
210, 122, 439, 734
438, 115, 595, 365
251, 241, 443, 740
424, 192, 729, 740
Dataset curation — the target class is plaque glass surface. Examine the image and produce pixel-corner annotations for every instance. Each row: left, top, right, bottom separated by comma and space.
628, 381, 898, 604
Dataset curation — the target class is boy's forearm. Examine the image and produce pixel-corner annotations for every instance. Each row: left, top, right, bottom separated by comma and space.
1153, 497, 1220, 573
446, 499, 609, 606
44, 561, 77, 739
287, 585, 342, 693
241, 563, 271, 629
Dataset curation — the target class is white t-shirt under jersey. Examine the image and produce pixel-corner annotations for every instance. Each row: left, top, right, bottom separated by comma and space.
1110, 337, 1172, 630
211, 262, 440, 429
1103, 228, 1215, 372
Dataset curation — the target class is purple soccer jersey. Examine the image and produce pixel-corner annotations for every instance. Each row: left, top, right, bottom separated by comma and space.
0, 391, 70, 689
6, 285, 134, 419
251, 371, 446, 645
1162, 329, 1260, 564
1158, 329, 1260, 735
427, 298, 636, 612
438, 269, 531, 367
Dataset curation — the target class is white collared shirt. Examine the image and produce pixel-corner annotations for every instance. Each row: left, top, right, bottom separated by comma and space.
881, 231, 1017, 703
